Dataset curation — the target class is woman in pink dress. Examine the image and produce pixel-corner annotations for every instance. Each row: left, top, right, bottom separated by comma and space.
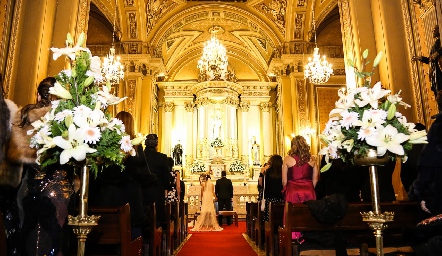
282, 135, 319, 241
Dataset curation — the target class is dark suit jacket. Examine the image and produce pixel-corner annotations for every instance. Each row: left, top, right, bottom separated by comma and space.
144, 148, 172, 189
180, 180, 185, 201
215, 177, 233, 199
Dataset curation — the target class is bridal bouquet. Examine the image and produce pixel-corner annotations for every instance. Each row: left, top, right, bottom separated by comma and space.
319, 50, 428, 171
28, 33, 144, 175
210, 137, 224, 148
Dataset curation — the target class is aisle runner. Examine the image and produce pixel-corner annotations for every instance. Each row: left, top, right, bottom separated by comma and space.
177, 221, 257, 256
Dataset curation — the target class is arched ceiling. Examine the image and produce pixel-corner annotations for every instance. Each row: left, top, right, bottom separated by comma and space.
90, 0, 341, 82
151, 4, 281, 81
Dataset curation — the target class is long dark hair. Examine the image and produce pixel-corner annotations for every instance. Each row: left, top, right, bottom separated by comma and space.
266, 154, 283, 179
19, 77, 56, 127
115, 111, 135, 139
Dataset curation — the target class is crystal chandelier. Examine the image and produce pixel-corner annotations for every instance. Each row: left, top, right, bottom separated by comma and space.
304, 10, 333, 84
101, 0, 124, 84
197, 27, 228, 81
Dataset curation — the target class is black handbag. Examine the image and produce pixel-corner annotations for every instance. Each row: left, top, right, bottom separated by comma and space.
135, 145, 158, 186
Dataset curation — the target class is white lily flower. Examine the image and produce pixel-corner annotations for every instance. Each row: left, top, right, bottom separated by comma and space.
353, 109, 387, 129
341, 139, 354, 152
50, 45, 89, 61
96, 85, 127, 106
366, 124, 410, 156
355, 82, 390, 109
35, 130, 56, 156
49, 82, 72, 99
52, 124, 97, 164
387, 90, 411, 109
408, 130, 428, 144
31, 119, 46, 130
131, 134, 145, 145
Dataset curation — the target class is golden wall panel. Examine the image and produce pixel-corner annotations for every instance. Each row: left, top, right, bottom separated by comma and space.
315, 86, 339, 132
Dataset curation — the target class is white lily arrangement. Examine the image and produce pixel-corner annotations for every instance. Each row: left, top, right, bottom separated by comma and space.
29, 32, 144, 175
229, 160, 246, 174
210, 137, 224, 148
319, 50, 428, 172
189, 161, 206, 173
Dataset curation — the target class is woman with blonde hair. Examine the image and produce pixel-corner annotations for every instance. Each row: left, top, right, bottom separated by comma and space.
282, 135, 319, 241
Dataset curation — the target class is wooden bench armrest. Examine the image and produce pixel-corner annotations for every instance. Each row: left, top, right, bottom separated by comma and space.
130, 236, 143, 256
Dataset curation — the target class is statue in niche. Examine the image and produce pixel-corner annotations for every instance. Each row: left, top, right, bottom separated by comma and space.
211, 109, 223, 140
251, 137, 260, 166
172, 142, 183, 166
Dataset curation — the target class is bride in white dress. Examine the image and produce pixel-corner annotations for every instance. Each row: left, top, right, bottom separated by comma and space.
191, 174, 223, 231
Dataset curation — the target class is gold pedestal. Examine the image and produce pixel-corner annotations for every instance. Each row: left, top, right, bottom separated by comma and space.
68, 165, 100, 256
354, 149, 394, 256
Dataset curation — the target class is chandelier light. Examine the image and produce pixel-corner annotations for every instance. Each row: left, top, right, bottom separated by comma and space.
304, 9, 333, 84
101, 0, 124, 84
197, 27, 229, 81
304, 47, 333, 84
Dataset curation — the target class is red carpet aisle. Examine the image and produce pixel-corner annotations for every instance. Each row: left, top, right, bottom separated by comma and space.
177, 221, 258, 256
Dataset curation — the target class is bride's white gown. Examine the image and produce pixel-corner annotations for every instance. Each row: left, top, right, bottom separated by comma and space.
191, 178, 223, 231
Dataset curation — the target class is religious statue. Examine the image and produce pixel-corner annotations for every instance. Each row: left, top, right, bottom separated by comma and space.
251, 137, 260, 166
172, 143, 183, 166
211, 109, 223, 140
413, 25, 442, 99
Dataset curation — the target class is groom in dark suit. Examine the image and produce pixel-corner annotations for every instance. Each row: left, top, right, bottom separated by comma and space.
215, 171, 233, 225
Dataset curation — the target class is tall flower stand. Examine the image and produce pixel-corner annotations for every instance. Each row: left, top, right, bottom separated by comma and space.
68, 165, 100, 256
354, 149, 394, 256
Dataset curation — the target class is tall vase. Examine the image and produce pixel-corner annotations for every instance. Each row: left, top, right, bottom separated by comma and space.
354, 149, 394, 256
68, 165, 100, 256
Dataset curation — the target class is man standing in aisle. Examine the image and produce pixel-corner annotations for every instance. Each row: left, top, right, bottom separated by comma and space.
215, 170, 233, 225
143, 134, 172, 229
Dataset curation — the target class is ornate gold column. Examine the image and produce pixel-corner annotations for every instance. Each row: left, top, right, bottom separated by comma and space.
6, 0, 81, 104
163, 102, 174, 156
260, 102, 272, 162
184, 102, 195, 168
239, 102, 250, 164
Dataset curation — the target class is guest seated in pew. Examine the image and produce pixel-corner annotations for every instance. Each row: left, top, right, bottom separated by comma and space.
89, 111, 144, 240
259, 154, 284, 222
282, 135, 319, 242
408, 92, 442, 255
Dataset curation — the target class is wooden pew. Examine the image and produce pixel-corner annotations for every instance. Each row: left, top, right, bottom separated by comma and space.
180, 202, 188, 242
250, 202, 259, 241
163, 202, 175, 256
86, 204, 143, 256
171, 202, 181, 249
265, 202, 284, 256
0, 211, 7, 256
246, 202, 256, 238
145, 204, 162, 256
278, 201, 420, 256
253, 201, 264, 248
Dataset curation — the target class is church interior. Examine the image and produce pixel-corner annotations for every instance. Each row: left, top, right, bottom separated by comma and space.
1, 0, 442, 254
